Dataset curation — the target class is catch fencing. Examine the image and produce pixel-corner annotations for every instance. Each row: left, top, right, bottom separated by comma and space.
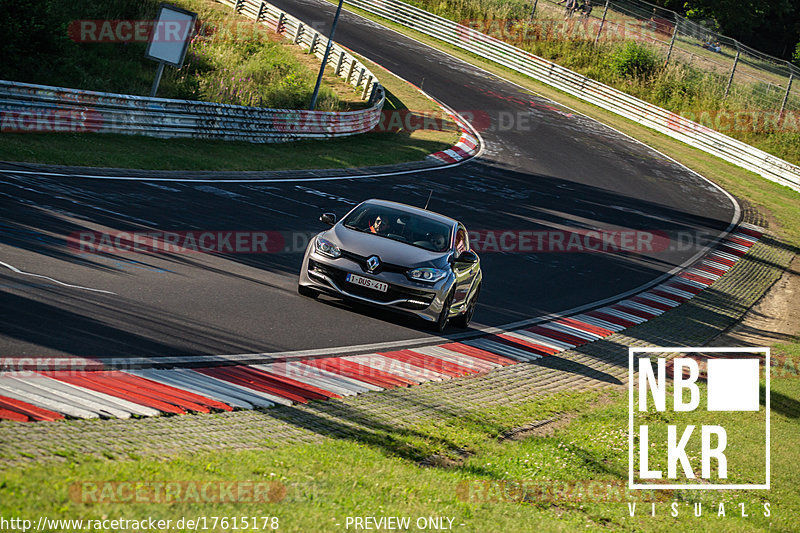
344, 0, 800, 191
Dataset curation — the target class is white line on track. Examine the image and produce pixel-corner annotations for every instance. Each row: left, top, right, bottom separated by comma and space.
0, 260, 116, 295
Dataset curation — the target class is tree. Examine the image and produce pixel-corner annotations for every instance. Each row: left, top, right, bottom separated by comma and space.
654, 0, 800, 60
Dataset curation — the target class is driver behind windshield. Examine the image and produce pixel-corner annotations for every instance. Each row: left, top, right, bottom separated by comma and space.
369, 214, 390, 235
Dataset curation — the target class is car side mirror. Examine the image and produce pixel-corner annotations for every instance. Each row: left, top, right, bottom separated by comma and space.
455, 250, 478, 264
320, 213, 336, 226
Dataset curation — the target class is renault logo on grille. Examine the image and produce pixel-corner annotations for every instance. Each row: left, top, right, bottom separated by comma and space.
366, 255, 381, 272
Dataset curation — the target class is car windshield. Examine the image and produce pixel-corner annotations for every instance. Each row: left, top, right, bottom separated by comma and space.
342, 204, 453, 252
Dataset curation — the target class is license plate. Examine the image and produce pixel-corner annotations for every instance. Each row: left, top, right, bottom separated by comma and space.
346, 273, 388, 293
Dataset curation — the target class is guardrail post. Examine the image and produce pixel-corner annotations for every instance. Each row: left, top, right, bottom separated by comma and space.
362, 76, 373, 100
334, 50, 345, 76
294, 23, 303, 44
664, 15, 678, 66
725, 43, 740, 98
594, 0, 610, 46
356, 67, 365, 88
309, 33, 318, 54
780, 72, 794, 116
257, 1, 267, 22
367, 84, 378, 106
234, 0, 244, 13
276, 13, 285, 34
346, 60, 357, 84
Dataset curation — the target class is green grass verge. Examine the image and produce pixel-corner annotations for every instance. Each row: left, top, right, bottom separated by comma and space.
396, 0, 800, 166
0, 55, 459, 171
1, 0, 350, 110
1, 378, 796, 531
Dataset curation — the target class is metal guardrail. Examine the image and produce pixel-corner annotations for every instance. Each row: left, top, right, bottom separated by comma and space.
0, 1, 384, 143
344, 0, 800, 192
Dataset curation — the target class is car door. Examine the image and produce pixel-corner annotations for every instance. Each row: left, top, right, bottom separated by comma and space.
451, 224, 479, 307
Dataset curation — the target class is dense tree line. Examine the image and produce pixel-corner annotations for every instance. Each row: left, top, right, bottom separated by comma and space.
658, 0, 800, 62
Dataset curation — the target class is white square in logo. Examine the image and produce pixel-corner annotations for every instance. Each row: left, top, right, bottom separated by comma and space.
707, 358, 760, 411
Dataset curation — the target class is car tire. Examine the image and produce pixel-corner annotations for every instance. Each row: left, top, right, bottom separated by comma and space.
298, 284, 319, 298
432, 289, 454, 333
453, 283, 480, 329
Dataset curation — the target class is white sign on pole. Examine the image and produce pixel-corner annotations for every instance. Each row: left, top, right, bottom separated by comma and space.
145, 3, 197, 68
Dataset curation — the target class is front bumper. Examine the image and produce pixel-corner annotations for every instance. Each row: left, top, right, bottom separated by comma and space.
298, 248, 450, 323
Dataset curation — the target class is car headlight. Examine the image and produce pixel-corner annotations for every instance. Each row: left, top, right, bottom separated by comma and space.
407, 267, 448, 283
314, 236, 341, 258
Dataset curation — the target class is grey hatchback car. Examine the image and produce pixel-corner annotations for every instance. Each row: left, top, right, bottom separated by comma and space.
298, 199, 482, 332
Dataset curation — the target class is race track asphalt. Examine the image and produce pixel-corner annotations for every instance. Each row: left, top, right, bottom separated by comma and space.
0, 0, 737, 360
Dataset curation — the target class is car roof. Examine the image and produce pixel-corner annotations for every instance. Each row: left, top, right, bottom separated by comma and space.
360, 199, 459, 227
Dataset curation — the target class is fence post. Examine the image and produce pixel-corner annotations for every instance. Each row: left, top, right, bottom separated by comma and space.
725, 43, 740, 98
664, 15, 678, 66
781, 72, 794, 116
309, 32, 318, 54
367, 84, 378, 107
362, 76, 373, 100
334, 50, 345, 76
529, 0, 538, 21
594, 0, 610, 46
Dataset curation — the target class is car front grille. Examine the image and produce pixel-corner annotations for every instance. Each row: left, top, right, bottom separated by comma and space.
309, 260, 435, 309
340, 250, 409, 275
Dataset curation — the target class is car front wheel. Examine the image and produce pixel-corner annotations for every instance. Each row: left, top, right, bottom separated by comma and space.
432, 289, 454, 333
453, 283, 480, 329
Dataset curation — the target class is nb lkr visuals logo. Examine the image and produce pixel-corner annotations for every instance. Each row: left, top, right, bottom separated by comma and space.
629, 348, 770, 490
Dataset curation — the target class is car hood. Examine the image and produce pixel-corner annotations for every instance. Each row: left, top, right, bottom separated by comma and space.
325, 225, 447, 267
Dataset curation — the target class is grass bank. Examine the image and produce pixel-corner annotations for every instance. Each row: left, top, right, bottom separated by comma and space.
1, 0, 349, 110
0, 0, 461, 171
394, 0, 800, 166
1, 377, 796, 531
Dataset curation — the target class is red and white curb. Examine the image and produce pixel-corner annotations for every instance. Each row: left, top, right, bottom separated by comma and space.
356, 54, 480, 167
0, 224, 764, 422
428, 114, 480, 164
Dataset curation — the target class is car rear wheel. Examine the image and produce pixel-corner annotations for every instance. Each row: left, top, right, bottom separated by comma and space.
298, 284, 319, 298
431, 289, 454, 333
453, 283, 480, 329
